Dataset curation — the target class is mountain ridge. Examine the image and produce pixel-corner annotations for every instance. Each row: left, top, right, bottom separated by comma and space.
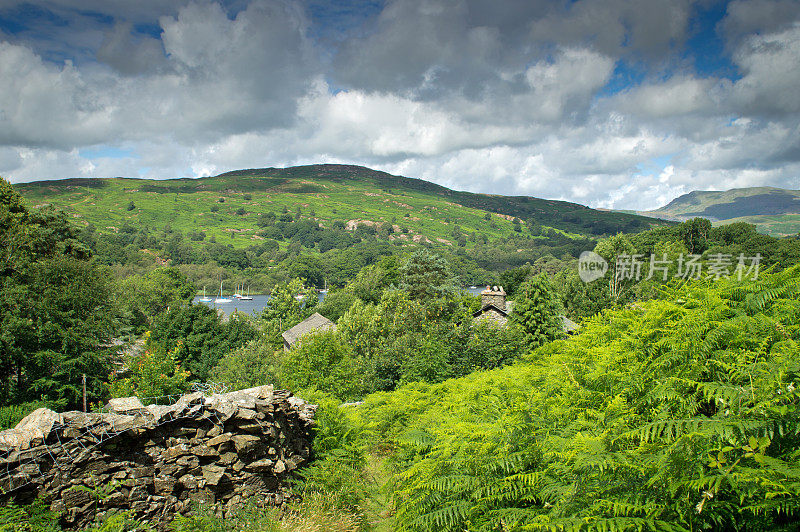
13, 164, 670, 245
638, 185, 800, 236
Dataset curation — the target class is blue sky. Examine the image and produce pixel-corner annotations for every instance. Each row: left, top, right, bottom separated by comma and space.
0, 0, 799, 210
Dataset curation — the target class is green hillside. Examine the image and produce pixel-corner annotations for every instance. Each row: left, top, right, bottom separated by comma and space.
13, 164, 667, 249
643, 186, 800, 236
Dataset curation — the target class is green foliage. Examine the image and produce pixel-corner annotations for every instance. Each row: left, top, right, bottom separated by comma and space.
512, 273, 564, 348
117, 267, 195, 329
280, 331, 360, 401
1, 178, 115, 409
357, 266, 800, 531
171, 503, 280, 532
398, 250, 460, 300
0, 499, 61, 532
210, 338, 281, 390
681, 217, 712, 254
294, 391, 370, 516
150, 304, 258, 381
109, 333, 190, 404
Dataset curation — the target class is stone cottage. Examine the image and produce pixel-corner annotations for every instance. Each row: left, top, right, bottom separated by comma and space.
473, 285, 580, 334
282, 312, 336, 350
473, 286, 513, 326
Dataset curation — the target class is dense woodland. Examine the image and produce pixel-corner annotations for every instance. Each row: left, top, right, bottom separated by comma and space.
1, 175, 799, 531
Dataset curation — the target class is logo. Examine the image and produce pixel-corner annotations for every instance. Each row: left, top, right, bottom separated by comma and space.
578, 251, 608, 283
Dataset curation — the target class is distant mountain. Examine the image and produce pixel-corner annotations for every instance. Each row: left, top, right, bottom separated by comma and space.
642, 186, 800, 237
12, 164, 669, 247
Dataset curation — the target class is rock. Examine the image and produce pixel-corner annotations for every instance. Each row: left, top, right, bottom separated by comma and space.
245, 459, 273, 472
0, 408, 62, 450
191, 444, 219, 458
0, 386, 316, 528
107, 397, 145, 414
154, 476, 177, 495
165, 444, 191, 461
61, 488, 92, 509
231, 434, 261, 453
218, 452, 238, 466
202, 465, 226, 486
207, 433, 232, 447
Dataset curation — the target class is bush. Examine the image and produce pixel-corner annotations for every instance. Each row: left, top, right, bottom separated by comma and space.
279, 331, 360, 401
362, 266, 800, 531
109, 333, 189, 404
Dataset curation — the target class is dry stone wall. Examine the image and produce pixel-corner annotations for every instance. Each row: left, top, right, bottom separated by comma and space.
0, 385, 316, 529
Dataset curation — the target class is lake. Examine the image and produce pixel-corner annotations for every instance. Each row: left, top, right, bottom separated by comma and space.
194, 287, 488, 316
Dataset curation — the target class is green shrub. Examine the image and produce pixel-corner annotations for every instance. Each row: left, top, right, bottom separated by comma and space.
359, 266, 800, 531
280, 331, 360, 401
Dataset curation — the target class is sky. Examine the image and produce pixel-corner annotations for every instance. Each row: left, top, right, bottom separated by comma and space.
0, 0, 799, 210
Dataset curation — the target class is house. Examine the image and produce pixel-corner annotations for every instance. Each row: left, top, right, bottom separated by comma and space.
473, 286, 512, 326
473, 285, 580, 334
282, 312, 336, 350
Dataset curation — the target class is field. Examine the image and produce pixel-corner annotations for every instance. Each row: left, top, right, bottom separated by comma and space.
14, 164, 668, 250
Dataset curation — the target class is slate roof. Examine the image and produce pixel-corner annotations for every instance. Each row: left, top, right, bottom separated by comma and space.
561, 316, 580, 333
281, 312, 336, 348
472, 303, 508, 318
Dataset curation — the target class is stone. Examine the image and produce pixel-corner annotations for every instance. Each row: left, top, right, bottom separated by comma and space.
190, 444, 219, 458
106, 396, 145, 414
245, 459, 273, 472
207, 433, 232, 447
62, 488, 92, 509
202, 465, 226, 486
0, 408, 62, 450
218, 452, 238, 465
178, 474, 198, 490
188, 488, 215, 505
0, 386, 316, 528
154, 476, 177, 495
165, 444, 191, 461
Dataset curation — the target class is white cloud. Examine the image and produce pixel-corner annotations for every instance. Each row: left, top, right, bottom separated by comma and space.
2, 0, 800, 212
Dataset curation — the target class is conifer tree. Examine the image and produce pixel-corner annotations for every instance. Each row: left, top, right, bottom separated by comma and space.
511, 272, 563, 348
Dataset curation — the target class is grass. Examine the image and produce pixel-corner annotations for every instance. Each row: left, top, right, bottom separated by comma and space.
14, 165, 667, 251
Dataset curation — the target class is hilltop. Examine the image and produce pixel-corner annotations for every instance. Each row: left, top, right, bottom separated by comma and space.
642, 186, 800, 236
13, 164, 666, 248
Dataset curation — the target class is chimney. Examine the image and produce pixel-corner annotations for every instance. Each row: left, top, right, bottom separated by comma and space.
481, 285, 506, 311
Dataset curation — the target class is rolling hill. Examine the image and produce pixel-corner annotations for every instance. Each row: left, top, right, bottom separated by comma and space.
642, 186, 800, 237
12, 164, 669, 248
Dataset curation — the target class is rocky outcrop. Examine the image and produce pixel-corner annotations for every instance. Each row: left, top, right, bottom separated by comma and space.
0, 386, 316, 529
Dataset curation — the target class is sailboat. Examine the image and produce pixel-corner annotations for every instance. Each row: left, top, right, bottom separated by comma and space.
239, 285, 253, 301
319, 279, 328, 294
199, 286, 212, 302
232, 284, 243, 299
214, 280, 232, 303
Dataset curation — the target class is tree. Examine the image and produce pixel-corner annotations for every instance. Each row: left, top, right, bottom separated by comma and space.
149, 304, 258, 380
280, 330, 359, 401
398, 249, 460, 300
511, 273, 563, 349
118, 267, 195, 329
211, 339, 280, 390
0, 177, 115, 408
681, 217, 712, 254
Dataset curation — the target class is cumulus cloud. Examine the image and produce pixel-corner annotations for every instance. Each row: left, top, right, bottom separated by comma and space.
1, 0, 800, 211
